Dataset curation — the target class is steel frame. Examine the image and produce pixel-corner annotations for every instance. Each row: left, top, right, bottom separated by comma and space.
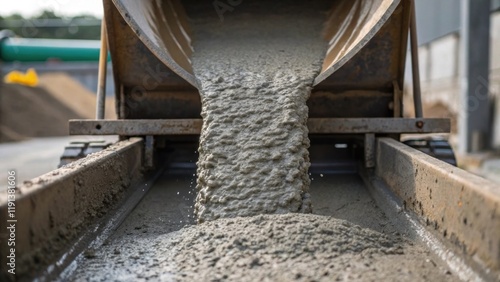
69, 118, 451, 136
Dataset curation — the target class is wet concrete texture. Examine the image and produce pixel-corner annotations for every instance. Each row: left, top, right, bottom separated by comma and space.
60, 1, 460, 280
190, 0, 331, 222
70, 173, 454, 281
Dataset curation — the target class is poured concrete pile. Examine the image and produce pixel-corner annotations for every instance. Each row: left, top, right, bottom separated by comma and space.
72, 212, 454, 281
166, 214, 404, 281
191, 0, 330, 222
53, 1, 457, 281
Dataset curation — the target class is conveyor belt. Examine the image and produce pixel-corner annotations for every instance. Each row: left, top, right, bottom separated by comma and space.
1, 138, 498, 280
1, 0, 500, 280
65, 172, 456, 281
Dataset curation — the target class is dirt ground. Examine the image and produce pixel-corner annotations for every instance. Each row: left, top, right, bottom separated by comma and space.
0, 72, 115, 143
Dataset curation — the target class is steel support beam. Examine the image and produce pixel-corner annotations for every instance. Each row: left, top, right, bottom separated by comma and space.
307, 118, 450, 134
69, 118, 451, 136
410, 0, 423, 118
95, 18, 108, 120
364, 133, 376, 168
459, 0, 492, 153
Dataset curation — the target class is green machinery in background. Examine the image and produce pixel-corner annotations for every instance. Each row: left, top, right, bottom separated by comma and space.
0, 30, 106, 62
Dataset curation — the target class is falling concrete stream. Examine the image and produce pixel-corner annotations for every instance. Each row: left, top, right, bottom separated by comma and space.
192, 0, 329, 222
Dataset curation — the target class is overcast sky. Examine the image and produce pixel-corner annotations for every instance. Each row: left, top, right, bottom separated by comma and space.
1, 0, 103, 17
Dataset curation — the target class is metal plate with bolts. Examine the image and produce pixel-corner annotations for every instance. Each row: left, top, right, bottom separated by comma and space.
69, 118, 451, 136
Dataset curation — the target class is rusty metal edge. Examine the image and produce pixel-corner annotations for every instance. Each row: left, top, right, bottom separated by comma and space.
0, 138, 144, 280
69, 118, 450, 136
375, 137, 500, 277
358, 165, 483, 281
308, 118, 450, 134
109, 0, 198, 88
314, 0, 402, 86
55, 154, 167, 281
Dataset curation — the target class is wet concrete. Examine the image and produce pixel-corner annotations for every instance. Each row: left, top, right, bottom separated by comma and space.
310, 173, 399, 234
189, 0, 331, 222
69, 172, 455, 281
54, 1, 460, 280
1, 138, 141, 280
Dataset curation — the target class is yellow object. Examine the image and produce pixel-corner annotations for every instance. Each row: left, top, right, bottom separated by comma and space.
4, 68, 39, 87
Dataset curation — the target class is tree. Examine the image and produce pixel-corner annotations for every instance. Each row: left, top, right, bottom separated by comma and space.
37, 10, 60, 19
0, 10, 101, 40
4, 13, 24, 20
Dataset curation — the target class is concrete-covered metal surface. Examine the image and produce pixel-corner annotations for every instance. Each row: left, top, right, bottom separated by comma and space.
1, 137, 498, 280
314, 0, 401, 85
0, 138, 144, 280
108, 0, 404, 88
2, 0, 498, 280
376, 137, 500, 278
104, 0, 411, 120
64, 172, 458, 281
